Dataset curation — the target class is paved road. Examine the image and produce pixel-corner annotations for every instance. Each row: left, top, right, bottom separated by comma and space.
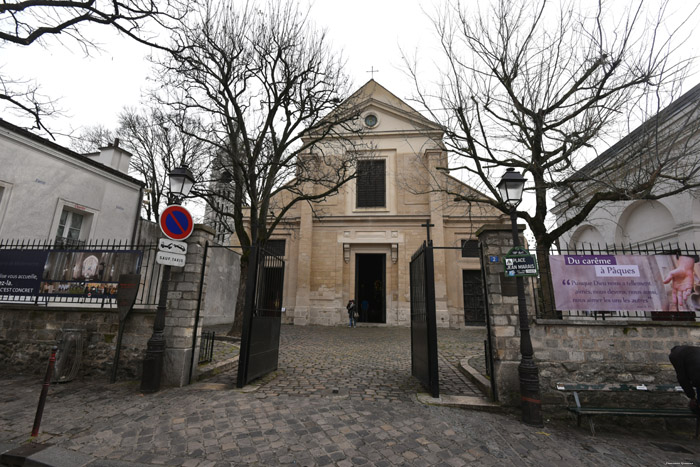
2, 325, 699, 466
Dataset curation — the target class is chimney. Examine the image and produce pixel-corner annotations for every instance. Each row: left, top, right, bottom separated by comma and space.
88, 139, 132, 174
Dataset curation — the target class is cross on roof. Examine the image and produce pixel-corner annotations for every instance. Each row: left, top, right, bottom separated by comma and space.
367, 67, 379, 79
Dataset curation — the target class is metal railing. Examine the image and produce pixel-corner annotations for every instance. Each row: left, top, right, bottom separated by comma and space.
0, 238, 163, 307
198, 331, 215, 364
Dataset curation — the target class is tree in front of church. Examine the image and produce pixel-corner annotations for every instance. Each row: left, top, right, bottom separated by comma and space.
405, 0, 700, 315
153, 0, 363, 335
0, 0, 190, 136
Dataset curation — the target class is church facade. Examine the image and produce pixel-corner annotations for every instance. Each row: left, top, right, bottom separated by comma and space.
256, 81, 506, 328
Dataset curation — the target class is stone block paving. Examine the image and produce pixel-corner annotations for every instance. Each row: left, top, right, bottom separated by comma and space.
2, 324, 699, 466
207, 325, 484, 400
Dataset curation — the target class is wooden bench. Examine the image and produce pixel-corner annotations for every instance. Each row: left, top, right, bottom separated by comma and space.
556, 382, 700, 437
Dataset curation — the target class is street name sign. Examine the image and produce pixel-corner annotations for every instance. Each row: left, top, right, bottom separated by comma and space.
504, 247, 538, 277
158, 238, 188, 255
156, 251, 186, 267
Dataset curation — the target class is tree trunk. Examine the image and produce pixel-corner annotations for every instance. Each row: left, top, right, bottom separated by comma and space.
534, 245, 560, 319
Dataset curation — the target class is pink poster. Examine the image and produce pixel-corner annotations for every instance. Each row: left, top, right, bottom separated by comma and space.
549, 254, 700, 313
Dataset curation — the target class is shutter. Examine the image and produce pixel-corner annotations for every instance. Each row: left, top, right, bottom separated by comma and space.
357, 160, 385, 207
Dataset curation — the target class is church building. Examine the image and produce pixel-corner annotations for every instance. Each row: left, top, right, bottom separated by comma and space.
259, 81, 506, 328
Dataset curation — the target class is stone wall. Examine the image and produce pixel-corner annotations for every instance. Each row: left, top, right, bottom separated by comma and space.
534, 319, 700, 408
0, 305, 154, 379
477, 223, 700, 411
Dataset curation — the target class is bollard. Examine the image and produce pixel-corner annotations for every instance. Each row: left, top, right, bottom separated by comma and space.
31, 346, 57, 438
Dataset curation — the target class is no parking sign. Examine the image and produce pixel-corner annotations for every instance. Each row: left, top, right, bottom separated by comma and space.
159, 205, 194, 241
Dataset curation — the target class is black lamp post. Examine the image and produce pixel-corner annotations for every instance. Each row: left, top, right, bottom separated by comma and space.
497, 168, 543, 427
140, 165, 195, 393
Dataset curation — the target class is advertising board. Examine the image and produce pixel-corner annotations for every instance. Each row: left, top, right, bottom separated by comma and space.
549, 254, 699, 313
0, 249, 142, 298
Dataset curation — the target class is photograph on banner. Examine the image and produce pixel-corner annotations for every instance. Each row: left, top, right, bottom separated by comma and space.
549, 254, 700, 313
40, 250, 142, 297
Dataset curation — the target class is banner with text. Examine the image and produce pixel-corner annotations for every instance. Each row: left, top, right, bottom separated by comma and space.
549, 254, 700, 312
0, 250, 141, 298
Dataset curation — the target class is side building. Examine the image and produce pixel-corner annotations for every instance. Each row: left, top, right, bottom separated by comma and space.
240, 80, 506, 328
0, 119, 144, 244
553, 83, 700, 250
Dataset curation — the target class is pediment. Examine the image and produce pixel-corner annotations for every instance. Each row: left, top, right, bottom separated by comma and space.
306, 80, 443, 139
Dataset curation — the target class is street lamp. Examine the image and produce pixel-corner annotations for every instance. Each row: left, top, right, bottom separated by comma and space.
140, 164, 195, 393
497, 168, 543, 427
168, 166, 195, 203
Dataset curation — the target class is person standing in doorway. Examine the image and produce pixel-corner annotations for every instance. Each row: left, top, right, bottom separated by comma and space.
669, 345, 700, 413
346, 299, 357, 328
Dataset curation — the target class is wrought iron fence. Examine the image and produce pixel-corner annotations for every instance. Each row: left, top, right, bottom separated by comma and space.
533, 242, 700, 322
198, 331, 215, 364
0, 238, 163, 307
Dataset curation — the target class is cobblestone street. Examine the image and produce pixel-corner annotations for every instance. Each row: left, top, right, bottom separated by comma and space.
2, 324, 699, 466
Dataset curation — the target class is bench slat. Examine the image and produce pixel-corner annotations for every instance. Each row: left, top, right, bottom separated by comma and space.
556, 382, 683, 392
567, 407, 696, 417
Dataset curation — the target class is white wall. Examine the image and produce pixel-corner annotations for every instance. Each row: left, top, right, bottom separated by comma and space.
0, 125, 141, 242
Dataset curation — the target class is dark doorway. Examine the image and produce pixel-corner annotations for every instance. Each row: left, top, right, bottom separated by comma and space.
355, 253, 386, 323
462, 270, 485, 325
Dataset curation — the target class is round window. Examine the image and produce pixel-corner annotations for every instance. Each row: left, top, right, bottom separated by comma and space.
364, 114, 378, 128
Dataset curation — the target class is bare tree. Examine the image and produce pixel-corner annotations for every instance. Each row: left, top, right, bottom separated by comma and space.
153, 0, 364, 334
71, 107, 210, 221
405, 0, 700, 314
118, 108, 210, 221
70, 124, 114, 153
0, 0, 191, 135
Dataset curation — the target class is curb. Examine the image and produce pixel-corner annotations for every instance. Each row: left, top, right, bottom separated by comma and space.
458, 356, 493, 400
416, 393, 502, 411
195, 355, 240, 381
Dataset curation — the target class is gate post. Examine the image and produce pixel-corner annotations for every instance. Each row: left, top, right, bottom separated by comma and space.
476, 224, 535, 406
161, 225, 214, 387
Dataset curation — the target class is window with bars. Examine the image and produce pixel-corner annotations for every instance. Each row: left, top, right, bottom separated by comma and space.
356, 159, 385, 208
266, 239, 286, 257
461, 239, 479, 258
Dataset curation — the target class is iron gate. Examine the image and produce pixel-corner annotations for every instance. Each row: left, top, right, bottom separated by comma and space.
236, 245, 285, 388
409, 241, 439, 398
462, 270, 486, 324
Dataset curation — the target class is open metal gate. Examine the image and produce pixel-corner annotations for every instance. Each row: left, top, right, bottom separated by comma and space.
409, 241, 439, 398
236, 245, 285, 388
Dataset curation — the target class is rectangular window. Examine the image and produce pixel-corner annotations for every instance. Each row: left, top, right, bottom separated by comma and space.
356, 159, 385, 208
55, 209, 86, 247
266, 239, 286, 257
461, 239, 479, 258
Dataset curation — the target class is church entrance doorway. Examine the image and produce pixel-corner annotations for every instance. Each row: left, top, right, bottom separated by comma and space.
355, 253, 385, 323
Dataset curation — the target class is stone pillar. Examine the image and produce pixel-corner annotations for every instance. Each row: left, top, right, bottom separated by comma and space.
425, 149, 449, 327
476, 223, 535, 405
294, 202, 313, 325
162, 224, 214, 387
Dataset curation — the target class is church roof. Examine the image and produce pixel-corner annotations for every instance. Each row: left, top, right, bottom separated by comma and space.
306, 79, 443, 139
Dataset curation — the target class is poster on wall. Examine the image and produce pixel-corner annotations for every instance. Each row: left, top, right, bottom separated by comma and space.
549, 254, 700, 314
0, 250, 142, 298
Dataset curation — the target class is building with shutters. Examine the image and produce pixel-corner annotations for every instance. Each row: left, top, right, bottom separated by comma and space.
253, 81, 506, 328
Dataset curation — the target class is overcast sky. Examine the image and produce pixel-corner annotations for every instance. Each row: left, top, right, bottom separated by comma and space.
2, 0, 698, 148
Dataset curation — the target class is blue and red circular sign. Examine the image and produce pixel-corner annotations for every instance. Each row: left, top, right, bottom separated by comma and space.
160, 205, 194, 240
